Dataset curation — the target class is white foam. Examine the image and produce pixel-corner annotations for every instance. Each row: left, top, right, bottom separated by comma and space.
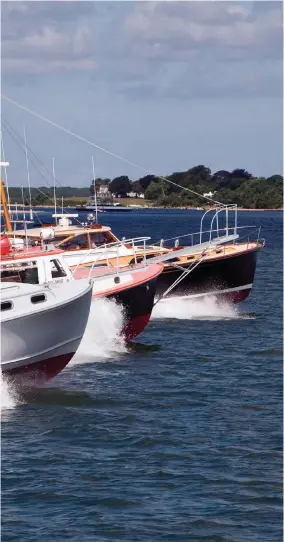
0, 368, 19, 412
152, 295, 239, 321
70, 297, 127, 366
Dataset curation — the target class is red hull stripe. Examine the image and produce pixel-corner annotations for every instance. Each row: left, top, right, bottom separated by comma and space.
123, 313, 151, 341
221, 287, 251, 304
4, 352, 75, 386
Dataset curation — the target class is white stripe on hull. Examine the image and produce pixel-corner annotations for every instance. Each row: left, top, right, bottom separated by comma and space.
157, 283, 253, 301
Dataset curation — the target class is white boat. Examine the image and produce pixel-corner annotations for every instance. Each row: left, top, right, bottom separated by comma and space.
76, 200, 132, 212
0, 236, 163, 341
1, 279, 92, 385
0, 175, 163, 342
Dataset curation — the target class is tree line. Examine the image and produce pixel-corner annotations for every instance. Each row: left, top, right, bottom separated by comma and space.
7, 165, 283, 209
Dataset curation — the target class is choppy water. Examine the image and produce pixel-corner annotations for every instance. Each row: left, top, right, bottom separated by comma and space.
1, 210, 282, 541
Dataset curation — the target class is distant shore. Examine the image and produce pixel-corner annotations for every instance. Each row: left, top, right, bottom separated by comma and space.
6, 204, 283, 212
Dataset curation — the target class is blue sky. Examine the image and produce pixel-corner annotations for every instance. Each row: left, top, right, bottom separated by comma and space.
1, 1, 283, 187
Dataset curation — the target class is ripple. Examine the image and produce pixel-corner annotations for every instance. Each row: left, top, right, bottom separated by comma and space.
1, 211, 282, 542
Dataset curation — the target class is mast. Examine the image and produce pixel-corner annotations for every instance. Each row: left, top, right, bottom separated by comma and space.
0, 162, 12, 232
91, 156, 98, 223
23, 125, 33, 220
21, 185, 26, 220
1, 134, 11, 213
52, 157, 57, 223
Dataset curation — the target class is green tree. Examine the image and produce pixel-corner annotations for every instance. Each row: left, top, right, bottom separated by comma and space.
145, 181, 164, 201
109, 176, 132, 197
134, 175, 158, 193
230, 168, 252, 180
132, 181, 142, 195
32, 192, 50, 206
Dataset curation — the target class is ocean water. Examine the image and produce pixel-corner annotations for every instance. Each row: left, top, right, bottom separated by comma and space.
1, 210, 283, 541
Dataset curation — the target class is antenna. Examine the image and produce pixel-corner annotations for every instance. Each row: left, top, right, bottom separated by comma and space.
52, 157, 57, 222
91, 155, 98, 223
23, 125, 33, 220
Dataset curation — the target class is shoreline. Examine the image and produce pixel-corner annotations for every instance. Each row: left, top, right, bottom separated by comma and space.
5, 204, 283, 212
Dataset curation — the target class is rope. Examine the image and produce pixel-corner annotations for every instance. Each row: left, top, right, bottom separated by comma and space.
1, 118, 85, 228
154, 246, 214, 304
1, 93, 225, 206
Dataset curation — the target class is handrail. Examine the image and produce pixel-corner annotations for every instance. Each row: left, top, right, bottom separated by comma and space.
200, 208, 214, 244
85, 238, 150, 287
150, 224, 255, 249
199, 204, 237, 244
68, 236, 150, 280
69, 236, 150, 277
93, 236, 151, 250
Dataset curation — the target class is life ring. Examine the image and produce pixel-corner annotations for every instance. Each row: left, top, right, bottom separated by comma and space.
0, 235, 11, 256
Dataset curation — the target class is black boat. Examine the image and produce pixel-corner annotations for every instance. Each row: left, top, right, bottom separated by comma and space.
12, 206, 265, 306
153, 241, 262, 303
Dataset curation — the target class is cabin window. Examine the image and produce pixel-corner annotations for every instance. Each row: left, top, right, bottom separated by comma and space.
31, 294, 46, 304
0, 262, 39, 284
50, 259, 67, 279
1, 301, 13, 311
90, 232, 115, 247
59, 234, 89, 250
53, 236, 69, 244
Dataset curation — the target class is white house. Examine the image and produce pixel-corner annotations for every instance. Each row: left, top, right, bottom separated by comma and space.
99, 184, 110, 195
127, 191, 145, 199
203, 191, 216, 198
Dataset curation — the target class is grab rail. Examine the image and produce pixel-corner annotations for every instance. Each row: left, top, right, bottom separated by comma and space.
70, 236, 150, 279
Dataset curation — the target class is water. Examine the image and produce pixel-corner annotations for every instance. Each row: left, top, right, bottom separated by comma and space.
1, 210, 282, 541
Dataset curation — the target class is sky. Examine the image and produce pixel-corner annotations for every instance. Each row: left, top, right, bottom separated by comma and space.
1, 0, 283, 187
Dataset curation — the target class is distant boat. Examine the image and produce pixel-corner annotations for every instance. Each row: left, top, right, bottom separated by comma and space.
76, 195, 132, 213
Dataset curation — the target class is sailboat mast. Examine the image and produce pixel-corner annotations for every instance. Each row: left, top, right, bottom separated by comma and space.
1, 135, 11, 213
21, 185, 26, 220
91, 156, 98, 223
52, 157, 57, 221
0, 162, 12, 232
23, 125, 33, 220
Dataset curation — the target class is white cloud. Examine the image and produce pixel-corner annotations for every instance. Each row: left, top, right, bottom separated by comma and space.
122, 1, 282, 54
114, 1, 283, 99
1, 1, 97, 74
1, 1, 282, 99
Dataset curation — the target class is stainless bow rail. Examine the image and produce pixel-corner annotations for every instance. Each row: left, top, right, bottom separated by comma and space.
69, 236, 151, 280
148, 205, 262, 252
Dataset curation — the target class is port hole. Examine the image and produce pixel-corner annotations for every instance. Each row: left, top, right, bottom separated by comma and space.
31, 294, 46, 304
1, 301, 12, 311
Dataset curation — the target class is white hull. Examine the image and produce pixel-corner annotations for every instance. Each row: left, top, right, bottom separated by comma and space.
1, 280, 92, 382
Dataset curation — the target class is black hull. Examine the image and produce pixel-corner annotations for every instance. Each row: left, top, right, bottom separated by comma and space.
106, 276, 158, 339
156, 248, 260, 302
76, 206, 132, 212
